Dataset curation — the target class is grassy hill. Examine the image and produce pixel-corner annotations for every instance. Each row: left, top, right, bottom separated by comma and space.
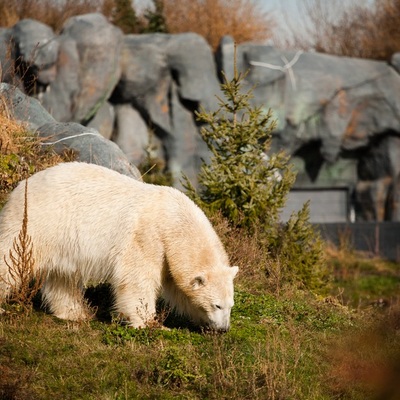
0, 107, 399, 400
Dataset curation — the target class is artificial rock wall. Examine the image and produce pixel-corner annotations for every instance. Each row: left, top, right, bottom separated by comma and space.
1, 13, 400, 221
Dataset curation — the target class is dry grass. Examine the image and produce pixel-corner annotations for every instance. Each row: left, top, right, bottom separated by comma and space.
0, 0, 115, 32
282, 0, 400, 61
161, 0, 274, 51
0, 180, 43, 314
0, 110, 27, 154
0, 0, 274, 52
210, 213, 276, 293
0, 104, 74, 206
327, 302, 400, 399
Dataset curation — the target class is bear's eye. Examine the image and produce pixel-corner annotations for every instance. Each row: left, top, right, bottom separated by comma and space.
214, 304, 222, 310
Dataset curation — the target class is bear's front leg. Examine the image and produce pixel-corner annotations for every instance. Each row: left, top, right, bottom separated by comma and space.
113, 280, 158, 328
41, 273, 90, 321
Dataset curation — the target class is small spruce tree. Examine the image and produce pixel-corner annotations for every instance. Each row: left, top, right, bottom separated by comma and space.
183, 50, 295, 232
142, 0, 168, 33
183, 47, 329, 293
272, 201, 328, 293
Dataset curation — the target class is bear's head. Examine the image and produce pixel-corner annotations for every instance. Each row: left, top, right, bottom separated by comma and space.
188, 265, 239, 332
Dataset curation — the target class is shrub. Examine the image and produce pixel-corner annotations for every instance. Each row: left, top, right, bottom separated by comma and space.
0, 0, 115, 32
110, 0, 141, 34
0, 179, 43, 313
184, 49, 328, 292
283, 0, 400, 61
159, 0, 274, 51
142, 0, 168, 33
183, 55, 295, 231
271, 202, 328, 293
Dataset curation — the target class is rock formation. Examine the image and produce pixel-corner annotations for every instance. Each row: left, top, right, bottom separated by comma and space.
1, 14, 400, 221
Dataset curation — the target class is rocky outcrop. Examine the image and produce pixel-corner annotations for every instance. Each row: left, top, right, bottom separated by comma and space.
1, 14, 400, 221
218, 37, 400, 221
0, 83, 142, 180
110, 32, 220, 186
40, 13, 123, 124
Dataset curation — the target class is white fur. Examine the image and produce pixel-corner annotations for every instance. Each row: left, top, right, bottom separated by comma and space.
0, 162, 238, 330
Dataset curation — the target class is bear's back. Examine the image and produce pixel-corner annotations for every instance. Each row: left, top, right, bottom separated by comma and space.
0, 163, 162, 266
0, 162, 226, 276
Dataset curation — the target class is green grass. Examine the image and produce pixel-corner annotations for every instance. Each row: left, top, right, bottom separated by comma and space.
2, 237, 400, 400
1, 214, 399, 400
3, 269, 395, 400
329, 250, 400, 309
3, 227, 400, 400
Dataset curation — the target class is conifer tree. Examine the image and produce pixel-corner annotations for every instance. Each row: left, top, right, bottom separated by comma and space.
183, 47, 328, 292
112, 0, 138, 34
143, 0, 168, 33
183, 49, 295, 231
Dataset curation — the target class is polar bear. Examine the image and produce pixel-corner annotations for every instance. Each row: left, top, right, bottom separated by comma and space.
0, 162, 238, 331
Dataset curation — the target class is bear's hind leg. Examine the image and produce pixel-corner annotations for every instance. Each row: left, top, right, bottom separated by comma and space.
41, 273, 90, 321
0, 275, 11, 308
0, 268, 19, 311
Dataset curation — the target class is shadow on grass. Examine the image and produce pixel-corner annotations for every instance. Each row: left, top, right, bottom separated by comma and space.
84, 283, 199, 331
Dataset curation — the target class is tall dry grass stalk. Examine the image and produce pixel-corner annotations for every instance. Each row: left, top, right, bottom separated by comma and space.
1, 179, 42, 313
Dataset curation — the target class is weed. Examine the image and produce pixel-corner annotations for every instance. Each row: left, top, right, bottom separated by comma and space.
138, 133, 173, 186
153, 346, 202, 388
1, 179, 42, 315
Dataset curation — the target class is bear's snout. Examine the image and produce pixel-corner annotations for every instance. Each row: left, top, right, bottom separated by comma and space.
205, 307, 232, 332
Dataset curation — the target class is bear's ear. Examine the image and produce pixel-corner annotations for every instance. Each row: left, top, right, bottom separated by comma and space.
230, 266, 239, 279
191, 275, 207, 290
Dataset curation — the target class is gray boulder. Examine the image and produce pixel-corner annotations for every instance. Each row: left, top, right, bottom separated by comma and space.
11, 18, 59, 72
114, 34, 171, 133
0, 82, 141, 180
40, 13, 122, 124
112, 32, 219, 185
39, 35, 80, 122
37, 122, 142, 180
217, 39, 400, 221
7, 19, 59, 93
0, 28, 19, 86
390, 52, 400, 74
114, 104, 150, 165
0, 82, 56, 130
87, 101, 115, 140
